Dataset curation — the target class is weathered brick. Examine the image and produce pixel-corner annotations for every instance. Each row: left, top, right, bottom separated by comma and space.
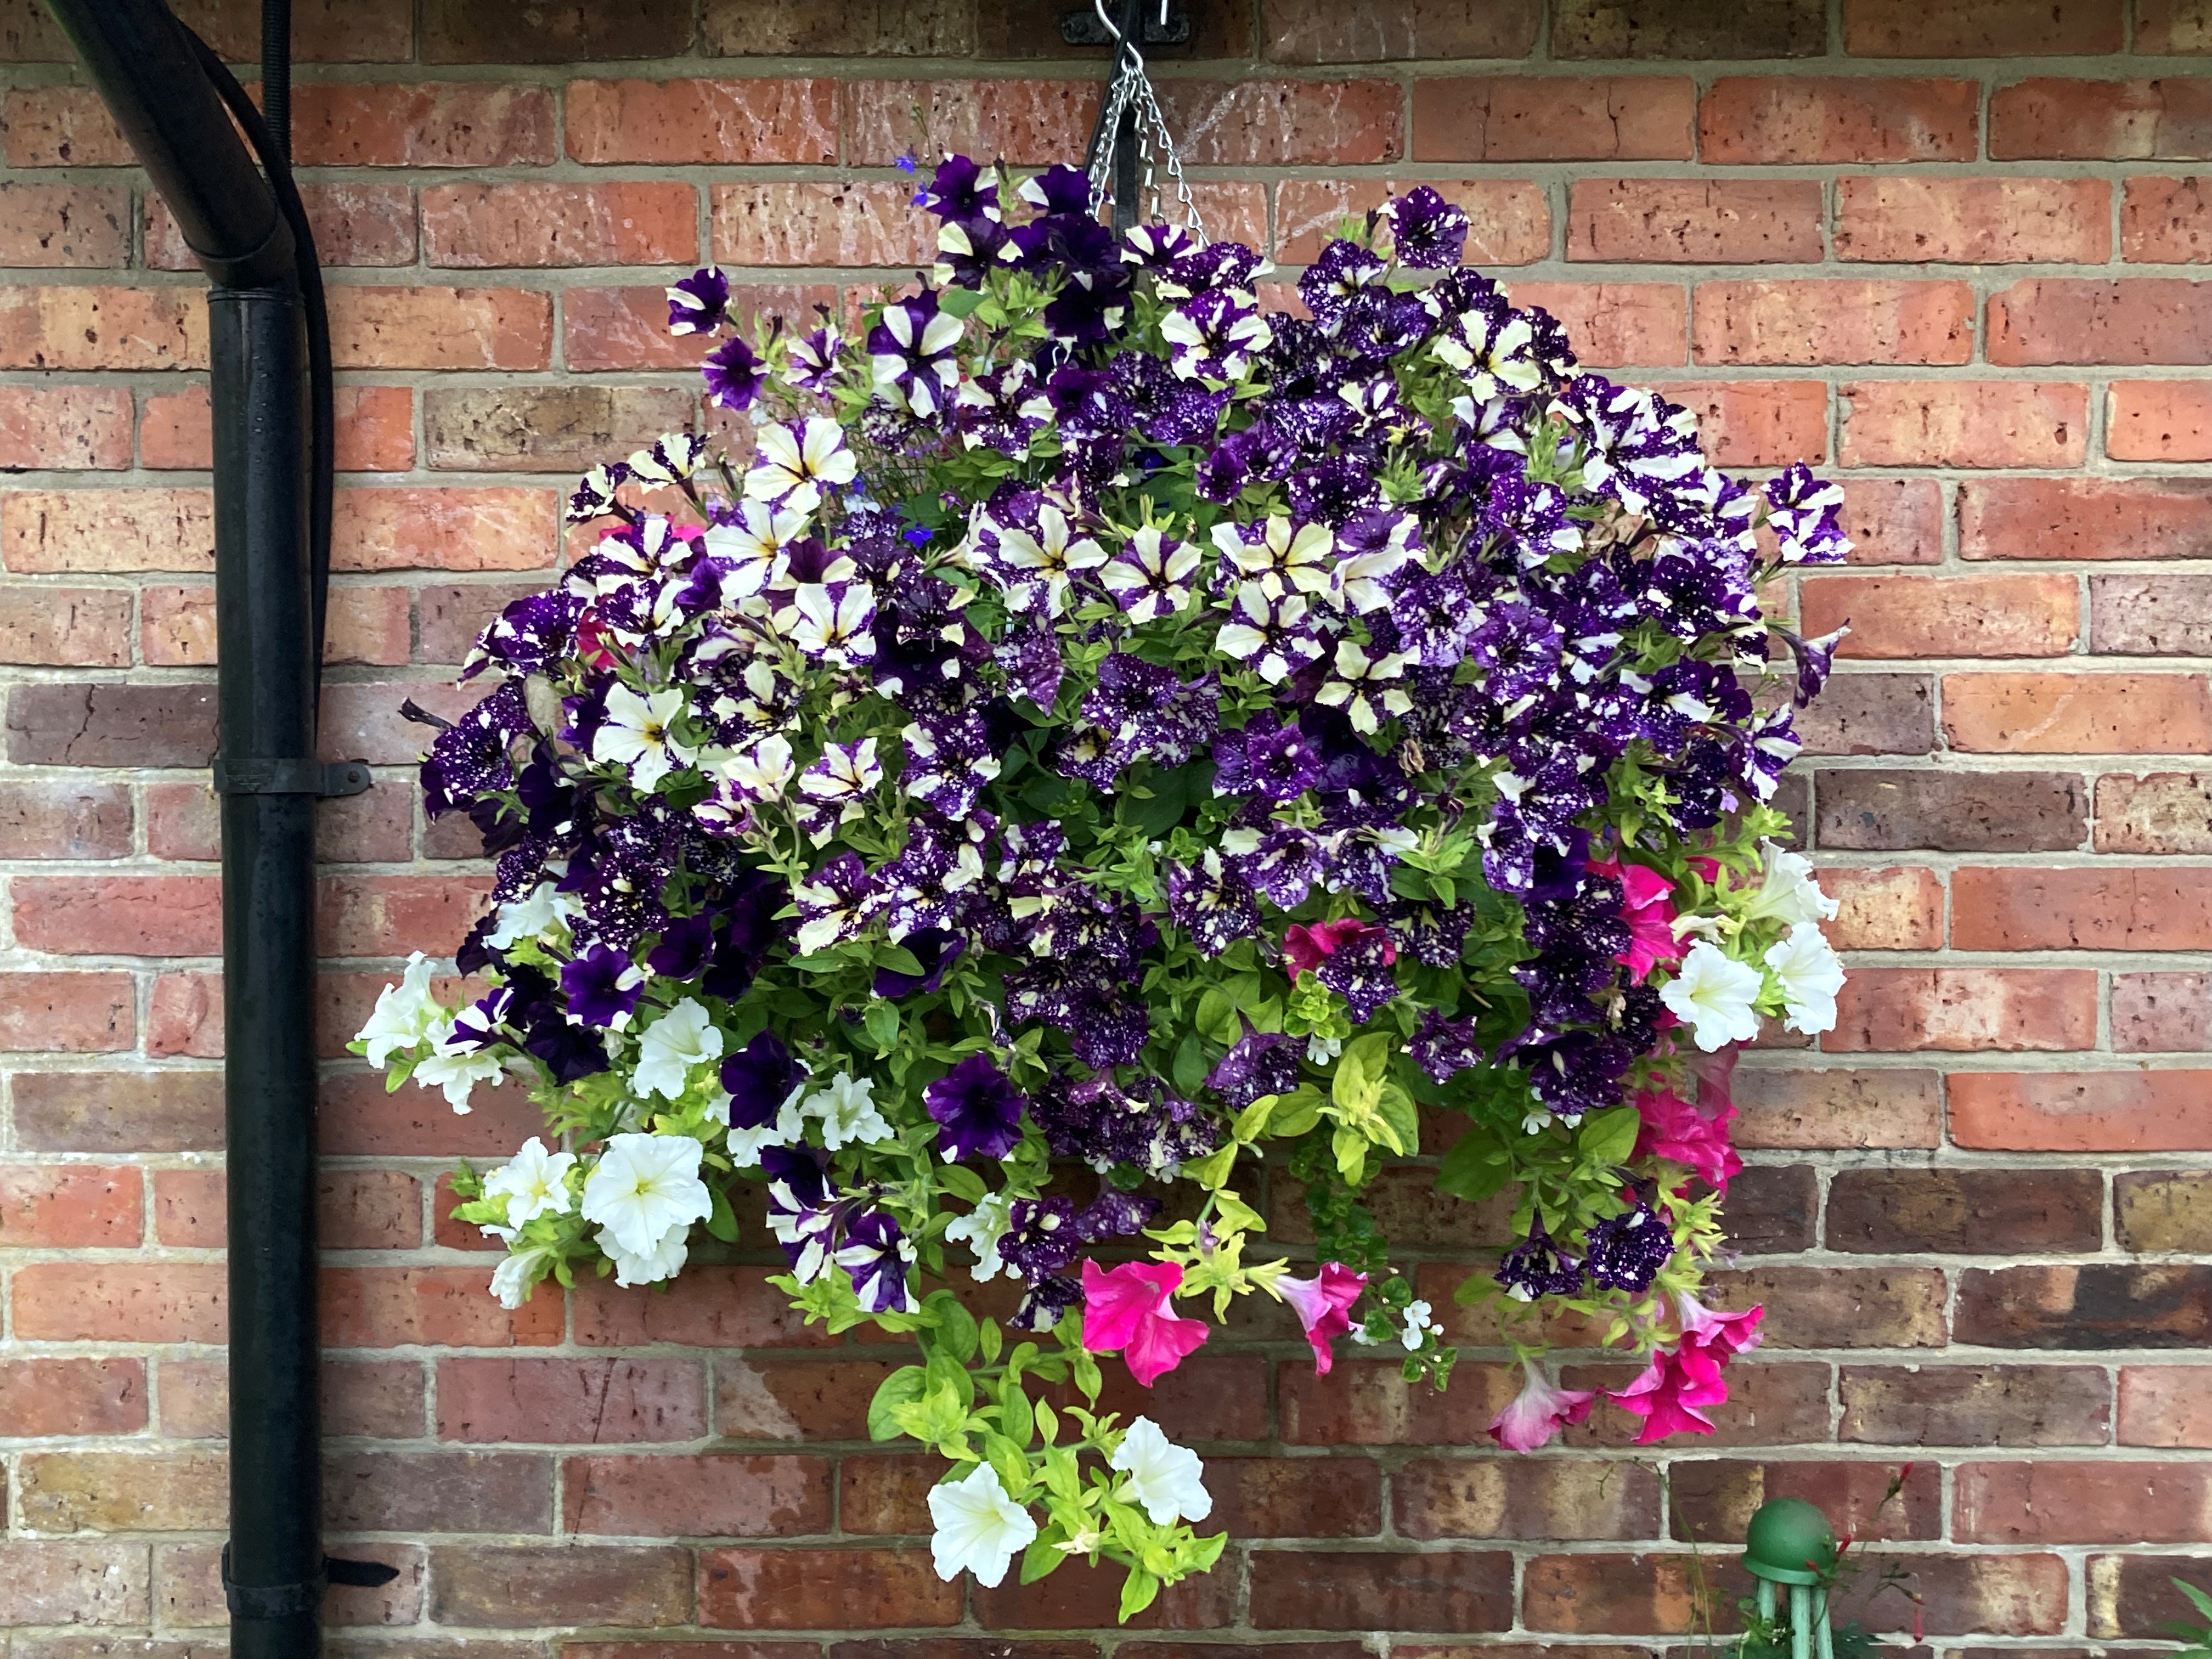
431, 1544, 691, 1627
1992, 78, 2212, 159
0, 1165, 141, 1247
1394, 1458, 1659, 1540
145, 782, 413, 868
1734, 1068, 1943, 1149
1953, 1070, 2212, 1151
1958, 1263, 2212, 1347
2124, 177, 2212, 265
0, 182, 128, 266
1673, 1459, 1940, 1543
1838, 477, 1943, 566
142, 382, 415, 473
1155, 80, 1403, 166
1816, 770, 2086, 853
1554, 0, 1825, 57
325, 1448, 550, 1535
1250, 1550, 1511, 1632
1791, 673, 1934, 754
1724, 1164, 1819, 1252
1846, 0, 2121, 54
1693, 279, 1972, 366
421, 182, 697, 268
1568, 179, 1823, 262
565, 282, 839, 372
1840, 1364, 2111, 1447
140, 582, 410, 668
1826, 967, 2097, 1051
0, 586, 132, 668
0, 287, 205, 371
1279, 1358, 1514, 1446
321, 1266, 561, 1348
436, 1357, 707, 1444
422, 0, 691, 61
1989, 279, 2212, 366
1959, 1462, 2212, 1544
714, 1357, 901, 1440
2140, 0, 2212, 52
0, 1541, 151, 1626
0, 385, 133, 469
1960, 476, 2212, 562
845, 78, 1099, 166
1813, 866, 1942, 950
326, 288, 553, 371
13, 1262, 227, 1342
147, 184, 417, 270
1199, 1455, 1386, 1538
167, 0, 412, 61
1713, 1265, 1948, 1347
1889, 1553, 2072, 1636
561, 1453, 830, 1537
1700, 77, 1979, 162
1266, 0, 1537, 59
1521, 1553, 1707, 1635
710, 182, 933, 267
2089, 574, 2212, 654
1276, 179, 1551, 266
2089, 1553, 2212, 1639
1656, 379, 1829, 465
320, 1068, 551, 1159
2, 85, 130, 166
18, 1450, 224, 1533
335, 487, 558, 573
2108, 382, 2212, 466
1837, 177, 2110, 262
1842, 381, 2087, 468
162, 1358, 426, 1440
0, 1358, 147, 1437
293, 82, 555, 166
1944, 673, 2212, 753
2114, 969, 2212, 1049
0, 779, 130, 860
12, 873, 224, 955
5, 682, 218, 770
1805, 573, 2078, 658
2119, 1364, 2212, 1446
1412, 77, 1694, 161
1828, 1168, 2103, 1254
699, 1547, 959, 1629
152, 1167, 418, 1250
1565, 1359, 1835, 1449
703, 0, 978, 54
575, 1265, 838, 1350
1954, 865, 2212, 950
1502, 282, 1685, 366
11, 1070, 224, 1154
2, 488, 213, 573
2117, 1171, 2212, 1252
425, 385, 696, 473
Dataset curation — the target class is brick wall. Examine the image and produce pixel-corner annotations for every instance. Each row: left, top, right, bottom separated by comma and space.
1, 0, 2209, 1650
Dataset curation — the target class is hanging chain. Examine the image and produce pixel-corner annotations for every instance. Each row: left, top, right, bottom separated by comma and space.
1083, 1, 1203, 238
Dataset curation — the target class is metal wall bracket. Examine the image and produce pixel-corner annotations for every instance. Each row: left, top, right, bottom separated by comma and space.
220, 1545, 400, 1620
1062, 3, 1189, 44
212, 757, 371, 797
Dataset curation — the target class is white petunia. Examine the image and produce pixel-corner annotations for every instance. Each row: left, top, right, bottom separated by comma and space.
789, 583, 877, 664
593, 684, 696, 792
599, 1220, 690, 1288
1659, 940, 1765, 1052
1099, 524, 1200, 624
1737, 840, 1840, 928
483, 1137, 576, 1226
1764, 922, 1844, 1035
803, 1073, 896, 1150
579, 1132, 713, 1258
943, 1190, 1016, 1282
702, 500, 808, 597
713, 733, 797, 803
797, 738, 883, 831
725, 1087, 808, 1166
1109, 1417, 1212, 1525
995, 505, 1109, 616
744, 416, 856, 514
411, 1022, 507, 1113
927, 1462, 1036, 1588
357, 951, 442, 1068
488, 1243, 556, 1310
632, 999, 724, 1101
483, 883, 577, 952
1212, 515, 1334, 599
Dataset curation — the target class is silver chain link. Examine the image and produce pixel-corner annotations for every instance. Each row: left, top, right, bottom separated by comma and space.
1084, 3, 1204, 237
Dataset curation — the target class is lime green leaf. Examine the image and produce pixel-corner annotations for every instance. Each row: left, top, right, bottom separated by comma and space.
866, 1364, 928, 1441
1171, 1031, 1210, 1097
1118, 1568, 1161, 1623
1267, 1085, 1324, 1138
938, 1164, 988, 1204
1333, 1123, 1368, 1186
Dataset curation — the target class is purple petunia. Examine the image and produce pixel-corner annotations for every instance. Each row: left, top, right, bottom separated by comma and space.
923, 1053, 1028, 1163
665, 266, 730, 336
558, 941, 645, 1030
702, 335, 765, 411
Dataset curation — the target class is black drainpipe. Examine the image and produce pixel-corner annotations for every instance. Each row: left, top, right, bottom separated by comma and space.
39, 3, 385, 1654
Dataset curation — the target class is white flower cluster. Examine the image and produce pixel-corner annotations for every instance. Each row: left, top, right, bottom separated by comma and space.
1659, 844, 1845, 1052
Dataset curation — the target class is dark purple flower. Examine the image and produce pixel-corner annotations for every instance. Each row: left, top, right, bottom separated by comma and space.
836, 1207, 914, 1314
1466, 601, 1565, 704
1496, 1220, 1585, 1302
423, 682, 532, 812
873, 927, 966, 998
1074, 1188, 1160, 1243
1316, 925, 1401, 1024
1409, 1009, 1483, 1085
761, 1143, 832, 1213
1380, 185, 1470, 268
702, 335, 765, 411
917, 155, 1000, 221
1206, 1024, 1299, 1108
1019, 163, 1092, 217
999, 1195, 1080, 1284
1583, 1201, 1673, 1294
923, 1053, 1028, 1163
464, 590, 583, 681
667, 266, 730, 336
1166, 850, 1263, 956
646, 913, 716, 980
720, 1030, 804, 1130
1299, 238, 1386, 328
559, 941, 645, 1030
1775, 623, 1847, 708
1012, 1273, 1085, 1333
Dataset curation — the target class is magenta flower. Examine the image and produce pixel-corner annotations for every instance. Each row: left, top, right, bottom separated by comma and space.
1608, 1341, 1729, 1444
1487, 1359, 1596, 1453
1676, 1291, 1765, 1363
1079, 1259, 1209, 1387
1284, 917, 1396, 976
1274, 1263, 1367, 1374
1632, 1084, 1743, 1193
1589, 856, 1682, 981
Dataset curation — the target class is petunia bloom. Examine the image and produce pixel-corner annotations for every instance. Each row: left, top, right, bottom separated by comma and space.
1273, 1263, 1367, 1374
483, 1137, 575, 1227
1607, 1341, 1730, 1444
1675, 1291, 1765, 1363
1487, 1359, 1597, 1452
579, 1133, 713, 1260
1284, 916, 1396, 976
923, 1052, 1028, 1163
1589, 857, 1682, 981
1110, 1415, 1213, 1524
1080, 1259, 1210, 1387
1659, 940, 1763, 1052
927, 1462, 1036, 1587
1633, 1082, 1743, 1193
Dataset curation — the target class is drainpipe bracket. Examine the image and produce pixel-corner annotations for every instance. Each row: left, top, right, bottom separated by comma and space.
219, 1546, 400, 1620
212, 757, 372, 797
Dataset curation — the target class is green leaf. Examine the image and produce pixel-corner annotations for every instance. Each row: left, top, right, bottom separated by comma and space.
1019, 1530, 1067, 1583
1171, 1032, 1211, 1097
979, 1317, 1003, 1365
937, 1164, 988, 1204
865, 1364, 928, 1442
1435, 1127, 1514, 1203
1332, 1123, 1368, 1186
1267, 1085, 1325, 1138
876, 943, 927, 978
1194, 987, 1240, 1047
939, 285, 987, 318
862, 1000, 902, 1053
1118, 1568, 1161, 1623
1231, 1096, 1276, 1141
1577, 1104, 1641, 1167
924, 1291, 980, 1364
1373, 1082, 1419, 1159
704, 1182, 741, 1244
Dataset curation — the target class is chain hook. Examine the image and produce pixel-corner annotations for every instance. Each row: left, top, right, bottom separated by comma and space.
1084, 0, 1203, 239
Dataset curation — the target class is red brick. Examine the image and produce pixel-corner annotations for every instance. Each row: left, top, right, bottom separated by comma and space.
2109, 381, 2212, 461
2140, 0, 2212, 52
571, 1264, 837, 1349
1673, 1459, 1940, 1543
1960, 476, 2212, 562
1816, 770, 2086, 853
2091, 1552, 2212, 1639
1844, 0, 2121, 54
1266, 0, 1537, 59
151, 1167, 419, 1250
12, 1070, 223, 1154
2114, 968, 2212, 1048
316, 873, 494, 957
1991, 77, 2212, 159
168, 0, 413, 61
0, 1541, 151, 1625
0, 385, 132, 469
698, 1548, 960, 1629
320, 1068, 552, 1159
845, 78, 1097, 166
2, 85, 129, 166
564, 76, 835, 166
422, 182, 696, 269
0, 780, 130, 860
2119, 1170, 2212, 1251
0, 1163, 140, 1248
1945, 672, 2212, 753
1249, 1550, 1510, 1632
1276, 178, 1550, 266
1792, 673, 1936, 755
1826, 967, 2097, 1051
564, 283, 836, 371
1802, 573, 2077, 658
1837, 177, 2110, 262
0, 287, 205, 371
334, 487, 558, 573
836, 1453, 939, 1535
1843, 381, 2086, 469
1568, 178, 1822, 262
1894, 1553, 2072, 1636
292, 82, 555, 166
0, 181, 128, 267
145, 781, 413, 868
148, 183, 417, 269
1733, 1068, 1943, 1149
1522, 1553, 1704, 1634
2, 487, 213, 573
1156, 79, 1401, 166
142, 383, 414, 472
1198, 1455, 1386, 1537
426, 384, 695, 472
161, 1357, 427, 1440
1567, 1359, 1835, 1448
1829, 1168, 2102, 1254
2125, 176, 2212, 264
1954, 865, 2212, 950
1957, 1461, 2212, 1539
1837, 477, 1943, 566
423, 0, 686, 58
1279, 1357, 1515, 1445
326, 288, 552, 371
0, 1358, 146, 1437
1553, 0, 1825, 58
1717, 1264, 1948, 1347
714, 1358, 901, 1440
140, 582, 410, 668
1840, 1364, 2112, 1447
2119, 1365, 2212, 1446
430, 1544, 691, 1628
1654, 379, 1828, 465
436, 1357, 706, 1443
1412, 77, 1693, 161
322, 1266, 562, 1349
1503, 283, 1684, 367
1950, 1071, 2212, 1152
1395, 1458, 1658, 1540
1699, 76, 1979, 163
1989, 279, 2212, 366
13, 1262, 226, 1342
7, 680, 219, 768
1694, 279, 1972, 366
1819, 866, 1945, 950
561, 1453, 830, 1537
10, 874, 224, 956
710, 182, 932, 267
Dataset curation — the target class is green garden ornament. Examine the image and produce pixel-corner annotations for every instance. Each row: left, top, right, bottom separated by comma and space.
1743, 1497, 1841, 1659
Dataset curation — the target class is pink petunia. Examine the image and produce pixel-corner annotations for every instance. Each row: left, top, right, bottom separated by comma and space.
1607, 1341, 1730, 1444
1487, 1359, 1597, 1452
1675, 1291, 1764, 1363
1589, 857, 1683, 981
1632, 1084, 1743, 1193
1284, 917, 1397, 976
1080, 1259, 1210, 1387
1274, 1263, 1367, 1374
